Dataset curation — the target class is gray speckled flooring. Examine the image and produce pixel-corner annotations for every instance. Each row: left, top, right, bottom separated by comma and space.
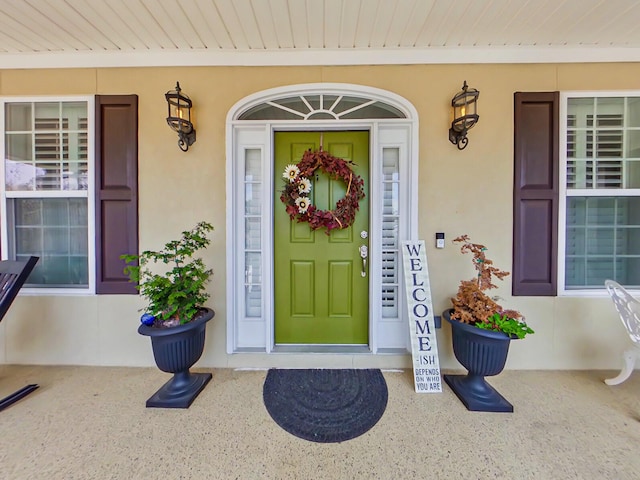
0, 365, 639, 480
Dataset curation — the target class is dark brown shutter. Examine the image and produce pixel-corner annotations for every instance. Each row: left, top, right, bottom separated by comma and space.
95, 95, 138, 294
513, 92, 559, 296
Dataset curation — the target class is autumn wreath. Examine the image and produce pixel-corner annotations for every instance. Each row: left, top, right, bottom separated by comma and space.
280, 149, 365, 233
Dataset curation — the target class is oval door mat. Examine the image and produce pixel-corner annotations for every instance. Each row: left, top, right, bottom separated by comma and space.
263, 368, 388, 443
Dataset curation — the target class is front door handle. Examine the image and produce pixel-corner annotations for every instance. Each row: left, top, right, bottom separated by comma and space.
359, 245, 368, 277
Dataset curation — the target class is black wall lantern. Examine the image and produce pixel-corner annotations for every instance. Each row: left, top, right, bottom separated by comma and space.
165, 82, 196, 152
449, 80, 479, 150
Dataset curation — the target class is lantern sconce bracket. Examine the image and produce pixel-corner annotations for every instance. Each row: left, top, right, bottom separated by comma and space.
449, 80, 480, 150
165, 82, 196, 152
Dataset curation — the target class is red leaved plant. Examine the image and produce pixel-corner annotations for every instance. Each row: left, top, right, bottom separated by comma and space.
450, 235, 534, 338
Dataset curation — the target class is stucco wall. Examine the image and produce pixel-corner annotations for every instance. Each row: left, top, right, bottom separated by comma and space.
0, 63, 637, 371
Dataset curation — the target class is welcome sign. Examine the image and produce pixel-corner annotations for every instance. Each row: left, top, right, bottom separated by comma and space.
402, 240, 442, 393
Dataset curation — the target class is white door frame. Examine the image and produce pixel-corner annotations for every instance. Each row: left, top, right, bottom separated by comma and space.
225, 83, 419, 355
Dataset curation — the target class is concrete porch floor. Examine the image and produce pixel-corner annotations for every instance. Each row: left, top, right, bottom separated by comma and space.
0, 365, 639, 479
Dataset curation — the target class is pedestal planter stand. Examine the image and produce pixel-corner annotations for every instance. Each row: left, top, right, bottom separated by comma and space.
138, 308, 214, 408
443, 309, 514, 412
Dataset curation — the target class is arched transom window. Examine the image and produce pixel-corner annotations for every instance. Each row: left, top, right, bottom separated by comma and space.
238, 94, 407, 120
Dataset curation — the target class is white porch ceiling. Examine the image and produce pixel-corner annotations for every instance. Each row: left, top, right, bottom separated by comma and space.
1, 0, 639, 69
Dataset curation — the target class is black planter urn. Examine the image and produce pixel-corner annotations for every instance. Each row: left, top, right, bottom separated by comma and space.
442, 309, 514, 412
138, 308, 214, 408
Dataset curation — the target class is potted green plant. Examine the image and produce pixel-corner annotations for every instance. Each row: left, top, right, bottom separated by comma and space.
121, 221, 215, 409
443, 234, 534, 412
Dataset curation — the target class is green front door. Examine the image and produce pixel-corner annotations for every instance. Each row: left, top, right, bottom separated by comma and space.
274, 131, 370, 344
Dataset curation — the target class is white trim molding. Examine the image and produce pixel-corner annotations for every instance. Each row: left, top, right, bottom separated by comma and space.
3, 46, 640, 70
226, 83, 419, 355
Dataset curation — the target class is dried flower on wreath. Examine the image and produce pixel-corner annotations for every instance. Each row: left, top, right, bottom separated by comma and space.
280, 149, 365, 234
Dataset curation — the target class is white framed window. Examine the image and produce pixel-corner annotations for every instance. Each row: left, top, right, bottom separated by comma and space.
560, 92, 640, 293
1, 97, 95, 293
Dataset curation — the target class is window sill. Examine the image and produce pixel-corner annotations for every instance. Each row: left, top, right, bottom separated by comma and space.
18, 287, 95, 296
558, 288, 640, 298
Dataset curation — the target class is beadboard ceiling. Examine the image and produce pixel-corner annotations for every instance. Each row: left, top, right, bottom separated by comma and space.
1, 0, 639, 69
